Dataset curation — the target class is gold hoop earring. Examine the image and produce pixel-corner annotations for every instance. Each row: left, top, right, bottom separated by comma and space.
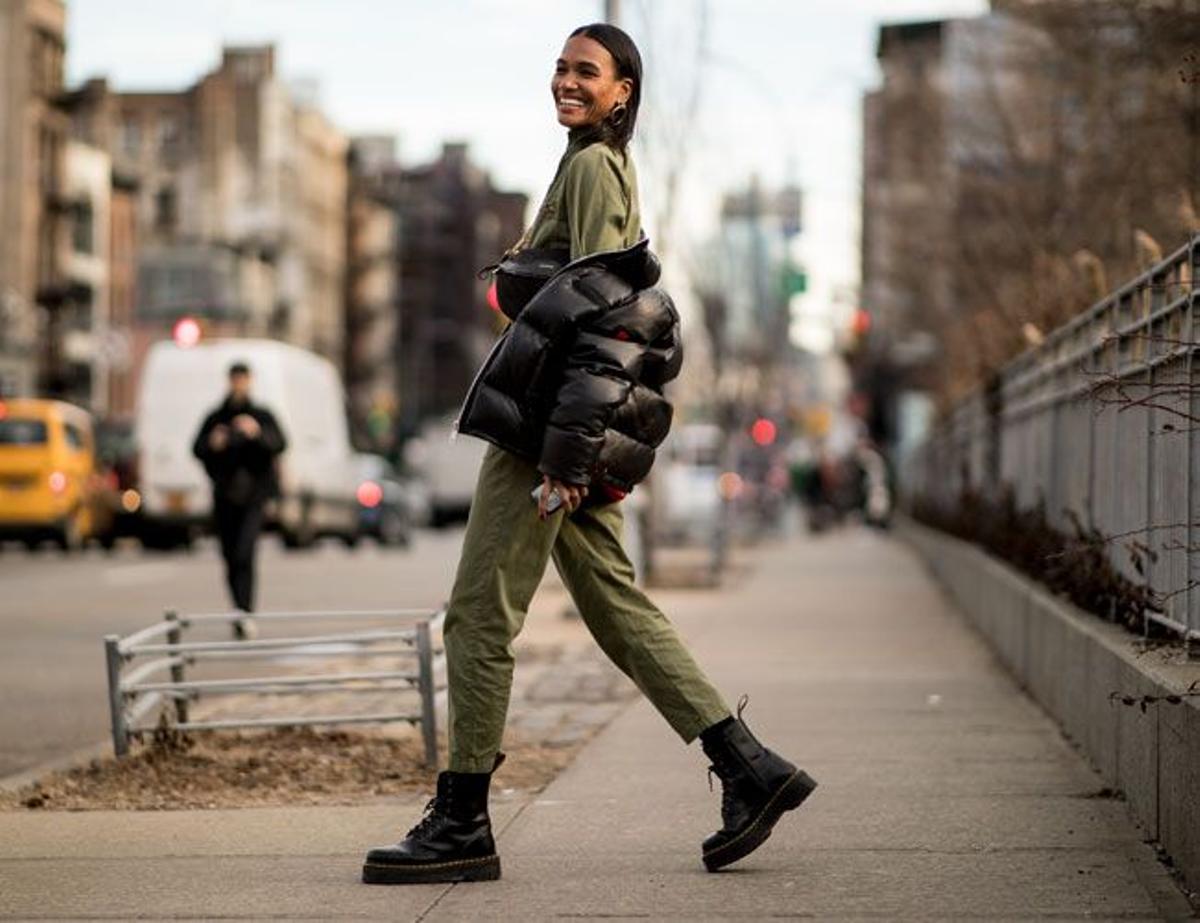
609, 102, 628, 126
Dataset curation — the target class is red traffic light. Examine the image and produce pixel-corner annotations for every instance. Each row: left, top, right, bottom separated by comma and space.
751, 418, 777, 447
356, 480, 384, 509
172, 316, 202, 348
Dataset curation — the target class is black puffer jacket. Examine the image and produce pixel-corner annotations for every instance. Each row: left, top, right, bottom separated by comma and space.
454, 239, 682, 494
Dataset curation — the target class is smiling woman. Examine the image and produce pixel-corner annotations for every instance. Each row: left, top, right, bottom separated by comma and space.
360, 21, 817, 888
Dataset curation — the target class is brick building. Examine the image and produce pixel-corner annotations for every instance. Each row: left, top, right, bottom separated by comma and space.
0, 0, 69, 398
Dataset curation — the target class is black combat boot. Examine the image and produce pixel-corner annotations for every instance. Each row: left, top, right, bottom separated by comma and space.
361, 756, 504, 884
700, 703, 817, 872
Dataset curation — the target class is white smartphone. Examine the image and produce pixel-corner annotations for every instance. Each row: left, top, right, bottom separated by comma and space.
530, 483, 564, 514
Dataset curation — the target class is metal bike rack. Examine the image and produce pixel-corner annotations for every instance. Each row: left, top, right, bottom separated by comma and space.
103, 607, 445, 767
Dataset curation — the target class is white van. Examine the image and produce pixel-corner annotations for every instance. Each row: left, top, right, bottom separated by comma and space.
136, 338, 359, 548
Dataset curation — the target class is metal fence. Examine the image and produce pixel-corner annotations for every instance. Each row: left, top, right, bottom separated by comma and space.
103, 607, 445, 766
903, 234, 1200, 641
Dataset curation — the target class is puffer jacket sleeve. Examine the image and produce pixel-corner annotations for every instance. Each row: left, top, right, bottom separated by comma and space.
533, 271, 645, 485
538, 329, 645, 485
536, 276, 678, 487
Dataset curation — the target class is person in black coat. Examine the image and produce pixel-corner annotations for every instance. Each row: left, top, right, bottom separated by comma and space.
192, 361, 287, 638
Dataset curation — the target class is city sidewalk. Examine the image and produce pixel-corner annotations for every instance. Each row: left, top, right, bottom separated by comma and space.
1, 529, 1194, 920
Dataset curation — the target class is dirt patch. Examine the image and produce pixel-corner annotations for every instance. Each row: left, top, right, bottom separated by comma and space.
0, 724, 581, 812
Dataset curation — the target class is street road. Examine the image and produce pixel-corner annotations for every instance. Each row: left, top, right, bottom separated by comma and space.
0, 530, 465, 780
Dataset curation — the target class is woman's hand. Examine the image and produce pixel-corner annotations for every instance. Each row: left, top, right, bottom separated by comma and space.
539, 474, 588, 519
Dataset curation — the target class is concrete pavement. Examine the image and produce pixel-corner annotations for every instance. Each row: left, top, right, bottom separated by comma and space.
1, 528, 1194, 920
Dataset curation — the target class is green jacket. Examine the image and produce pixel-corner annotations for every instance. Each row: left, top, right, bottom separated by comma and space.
522, 128, 641, 260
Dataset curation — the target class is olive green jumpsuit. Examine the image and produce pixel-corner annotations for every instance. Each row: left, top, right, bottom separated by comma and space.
445, 128, 731, 773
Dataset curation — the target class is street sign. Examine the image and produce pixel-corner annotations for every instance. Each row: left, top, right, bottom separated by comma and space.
782, 266, 807, 297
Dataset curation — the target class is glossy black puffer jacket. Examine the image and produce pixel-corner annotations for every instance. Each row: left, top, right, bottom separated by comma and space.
454, 238, 682, 493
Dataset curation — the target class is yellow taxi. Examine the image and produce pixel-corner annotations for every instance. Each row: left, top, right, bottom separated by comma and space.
0, 398, 110, 550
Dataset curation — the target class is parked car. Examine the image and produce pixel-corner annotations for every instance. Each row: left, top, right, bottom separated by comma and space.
352, 453, 415, 547
94, 419, 142, 546
657, 422, 724, 546
0, 398, 114, 551
136, 338, 360, 549
404, 416, 486, 527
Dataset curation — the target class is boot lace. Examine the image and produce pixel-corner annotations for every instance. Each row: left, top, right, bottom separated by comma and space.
404, 796, 446, 840
707, 762, 742, 824
705, 695, 751, 824
705, 693, 751, 795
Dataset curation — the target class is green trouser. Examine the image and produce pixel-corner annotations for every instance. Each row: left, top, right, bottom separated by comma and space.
444, 443, 731, 773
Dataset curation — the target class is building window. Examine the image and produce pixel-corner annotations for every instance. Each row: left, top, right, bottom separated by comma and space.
234, 55, 263, 82
120, 120, 140, 157
73, 203, 94, 254
158, 114, 180, 158
155, 186, 177, 233
37, 220, 55, 288
39, 127, 57, 193
28, 29, 63, 98
65, 288, 92, 332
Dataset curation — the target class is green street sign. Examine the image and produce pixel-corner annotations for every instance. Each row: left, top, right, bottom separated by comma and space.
781, 266, 807, 296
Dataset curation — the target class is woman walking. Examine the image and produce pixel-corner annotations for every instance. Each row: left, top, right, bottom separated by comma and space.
362, 22, 815, 884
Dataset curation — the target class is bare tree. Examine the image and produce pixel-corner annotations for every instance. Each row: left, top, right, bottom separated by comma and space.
629, 0, 711, 261
868, 1, 1200, 406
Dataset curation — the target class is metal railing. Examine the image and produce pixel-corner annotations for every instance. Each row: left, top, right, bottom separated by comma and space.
903, 233, 1200, 641
103, 607, 445, 766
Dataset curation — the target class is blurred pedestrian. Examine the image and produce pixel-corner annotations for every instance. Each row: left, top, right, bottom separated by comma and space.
852, 435, 893, 529
192, 362, 287, 639
363, 22, 816, 886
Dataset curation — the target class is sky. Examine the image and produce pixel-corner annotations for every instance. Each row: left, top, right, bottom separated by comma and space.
65, 0, 989, 347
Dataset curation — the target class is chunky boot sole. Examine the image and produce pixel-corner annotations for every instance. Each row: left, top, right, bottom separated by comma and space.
703, 769, 817, 872
362, 854, 501, 884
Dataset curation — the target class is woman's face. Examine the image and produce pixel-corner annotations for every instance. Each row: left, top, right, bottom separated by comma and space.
552, 35, 632, 130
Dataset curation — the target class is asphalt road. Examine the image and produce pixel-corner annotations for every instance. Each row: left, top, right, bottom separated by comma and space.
0, 529, 466, 780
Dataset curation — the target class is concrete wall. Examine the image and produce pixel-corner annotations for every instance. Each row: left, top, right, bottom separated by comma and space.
902, 519, 1200, 896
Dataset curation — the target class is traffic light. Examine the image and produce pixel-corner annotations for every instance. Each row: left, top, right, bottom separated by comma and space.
172, 316, 202, 348
751, 418, 777, 447
356, 480, 384, 509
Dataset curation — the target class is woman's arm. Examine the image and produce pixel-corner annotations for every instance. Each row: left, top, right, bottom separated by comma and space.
538, 328, 644, 487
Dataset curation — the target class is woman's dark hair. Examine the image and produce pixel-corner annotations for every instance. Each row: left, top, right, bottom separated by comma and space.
569, 23, 642, 151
